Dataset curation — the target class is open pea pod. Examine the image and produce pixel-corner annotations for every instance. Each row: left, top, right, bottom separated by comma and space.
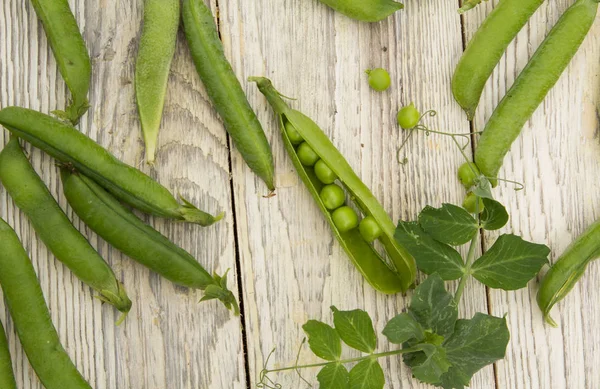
251, 77, 416, 293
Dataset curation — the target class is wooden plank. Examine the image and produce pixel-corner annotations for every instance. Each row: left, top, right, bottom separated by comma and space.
222, 0, 493, 387
463, 1, 600, 388
0, 0, 246, 388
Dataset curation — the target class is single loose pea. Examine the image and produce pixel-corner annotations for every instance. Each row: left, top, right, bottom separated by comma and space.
314, 159, 337, 184
359, 216, 383, 243
285, 121, 304, 145
332, 206, 359, 232
457, 162, 481, 189
297, 142, 320, 166
320, 184, 346, 210
397, 103, 421, 129
366, 68, 391, 92
462, 192, 484, 214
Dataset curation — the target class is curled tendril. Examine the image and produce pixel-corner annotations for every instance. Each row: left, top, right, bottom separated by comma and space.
295, 339, 312, 387
489, 177, 525, 191
257, 348, 282, 389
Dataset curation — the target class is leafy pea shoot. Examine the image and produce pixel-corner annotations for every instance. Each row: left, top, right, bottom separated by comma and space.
257, 196, 549, 388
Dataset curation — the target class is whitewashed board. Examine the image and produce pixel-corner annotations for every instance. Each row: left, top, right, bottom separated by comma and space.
0, 0, 598, 388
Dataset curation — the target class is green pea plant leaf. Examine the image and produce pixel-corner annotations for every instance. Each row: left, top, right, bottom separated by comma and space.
257, 193, 548, 389
480, 198, 509, 231
395, 221, 465, 281
418, 204, 479, 246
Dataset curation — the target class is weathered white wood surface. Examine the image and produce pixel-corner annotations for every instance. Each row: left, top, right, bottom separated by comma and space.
0, 0, 245, 388
464, 1, 600, 389
0, 0, 598, 388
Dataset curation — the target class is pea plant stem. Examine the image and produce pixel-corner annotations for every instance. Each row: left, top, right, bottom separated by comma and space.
455, 225, 480, 303
264, 347, 422, 374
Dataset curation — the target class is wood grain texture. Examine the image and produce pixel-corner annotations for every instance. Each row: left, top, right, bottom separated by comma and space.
1, 0, 599, 388
463, 1, 600, 388
0, 0, 245, 388
222, 0, 490, 387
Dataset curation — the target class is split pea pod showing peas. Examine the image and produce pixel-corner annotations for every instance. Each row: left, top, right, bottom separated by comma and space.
30, 0, 91, 125
537, 218, 600, 327
0, 137, 132, 317
452, 0, 545, 120
135, 0, 180, 164
250, 77, 417, 293
182, 0, 275, 191
0, 217, 92, 389
0, 107, 221, 226
60, 169, 240, 315
0, 320, 17, 389
474, 0, 599, 184
317, 0, 404, 22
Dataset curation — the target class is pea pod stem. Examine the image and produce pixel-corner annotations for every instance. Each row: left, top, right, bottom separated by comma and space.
0, 217, 93, 389
452, 0, 545, 120
251, 77, 417, 293
316, 0, 404, 22
537, 218, 600, 326
0, 107, 221, 226
474, 0, 599, 183
0, 320, 16, 389
135, 0, 180, 164
0, 137, 132, 316
60, 169, 239, 315
182, 0, 275, 191
30, 0, 91, 125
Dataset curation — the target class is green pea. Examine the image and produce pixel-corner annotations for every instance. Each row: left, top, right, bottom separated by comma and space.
0, 217, 93, 389
297, 142, 320, 166
474, 0, 599, 185
537, 218, 600, 326
30, 0, 91, 125
285, 121, 304, 145
183, 0, 275, 191
320, 184, 346, 210
452, 0, 545, 119
397, 103, 421, 130
252, 76, 417, 294
60, 169, 240, 315
462, 192, 484, 214
332, 206, 359, 232
314, 159, 337, 184
0, 320, 16, 389
359, 216, 383, 243
0, 107, 221, 226
457, 162, 481, 189
0, 137, 131, 316
135, 0, 180, 164
366, 68, 391, 92
317, 0, 403, 22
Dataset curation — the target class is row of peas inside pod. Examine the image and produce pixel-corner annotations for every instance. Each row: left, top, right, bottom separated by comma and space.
285, 122, 382, 242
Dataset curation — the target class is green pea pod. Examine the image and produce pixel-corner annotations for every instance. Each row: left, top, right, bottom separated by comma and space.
0, 217, 92, 389
474, 0, 599, 185
0, 320, 16, 389
0, 137, 132, 318
30, 0, 91, 125
135, 0, 180, 164
452, 0, 545, 119
182, 0, 275, 191
316, 0, 403, 22
0, 107, 222, 226
60, 169, 240, 315
537, 218, 600, 327
250, 77, 416, 293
